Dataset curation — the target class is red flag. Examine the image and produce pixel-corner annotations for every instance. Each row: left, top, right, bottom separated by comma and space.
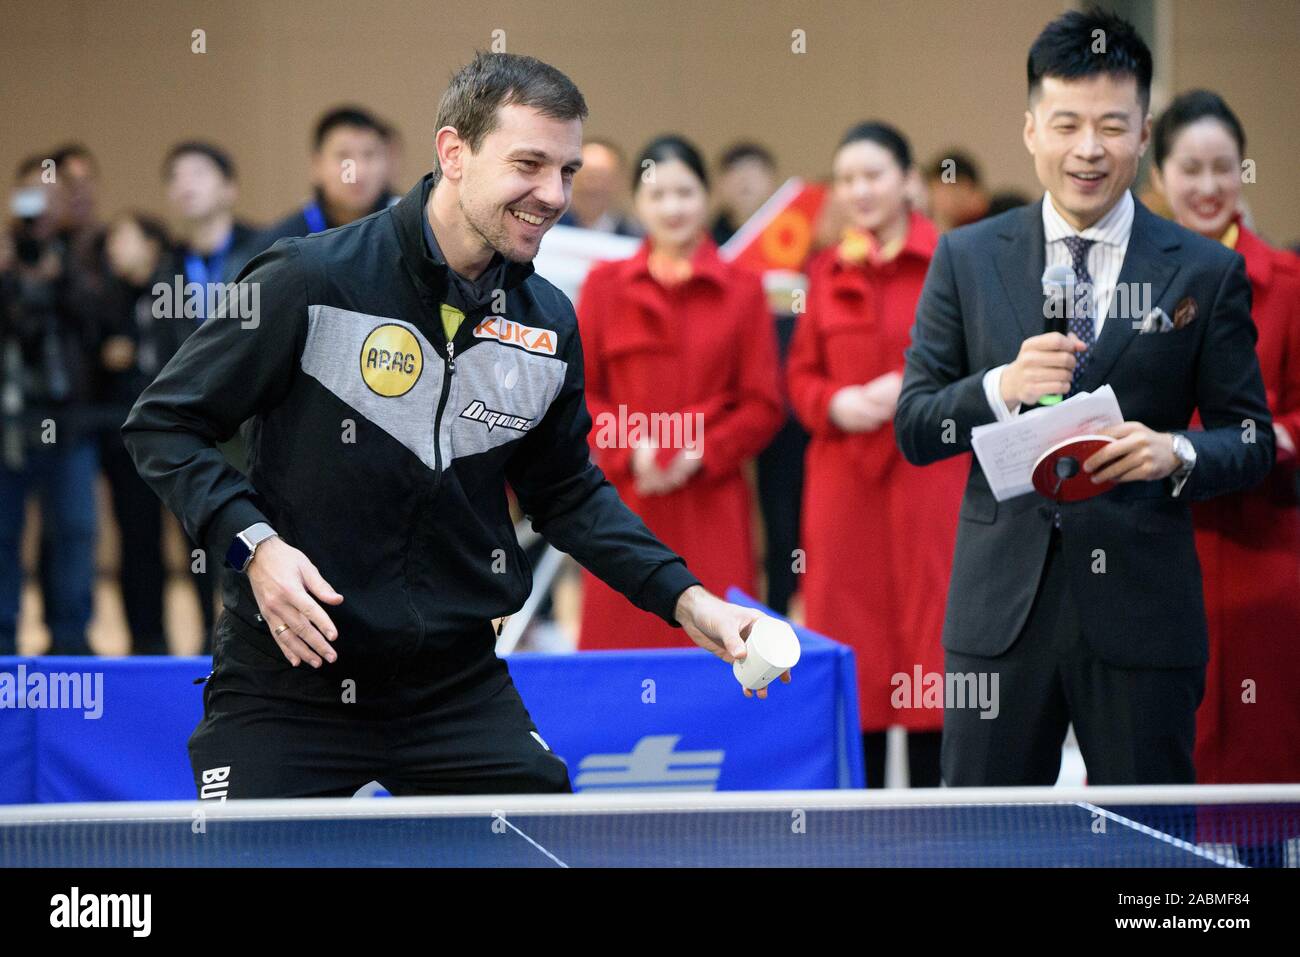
719, 178, 827, 272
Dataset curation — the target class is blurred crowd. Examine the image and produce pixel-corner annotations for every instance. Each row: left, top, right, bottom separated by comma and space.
1, 107, 404, 659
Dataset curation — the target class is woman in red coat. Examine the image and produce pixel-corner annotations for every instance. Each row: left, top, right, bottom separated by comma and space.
576, 135, 784, 650
1152, 91, 1300, 784
787, 122, 967, 787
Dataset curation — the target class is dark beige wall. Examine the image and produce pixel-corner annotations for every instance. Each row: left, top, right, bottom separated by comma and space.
3, 0, 1296, 241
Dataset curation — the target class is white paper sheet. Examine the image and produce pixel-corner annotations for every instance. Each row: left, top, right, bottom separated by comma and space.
970, 385, 1125, 501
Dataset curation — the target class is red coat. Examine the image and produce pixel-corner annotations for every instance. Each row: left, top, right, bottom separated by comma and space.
786, 213, 967, 731
575, 237, 784, 649
1192, 224, 1300, 783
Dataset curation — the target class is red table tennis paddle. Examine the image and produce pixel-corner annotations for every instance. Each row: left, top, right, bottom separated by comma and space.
1031, 434, 1117, 502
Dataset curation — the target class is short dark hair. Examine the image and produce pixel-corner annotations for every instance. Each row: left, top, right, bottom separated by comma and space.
927, 149, 982, 185
836, 121, 912, 171
1152, 89, 1246, 168
163, 140, 237, 181
51, 142, 98, 175
432, 52, 588, 185
632, 134, 709, 194
313, 105, 391, 151
718, 142, 776, 172
1028, 7, 1153, 113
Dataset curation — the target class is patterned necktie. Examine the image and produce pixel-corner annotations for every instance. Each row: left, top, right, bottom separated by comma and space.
1061, 235, 1096, 392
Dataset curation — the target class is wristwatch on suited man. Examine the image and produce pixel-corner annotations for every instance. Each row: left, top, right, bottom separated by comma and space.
226, 522, 279, 572
1169, 432, 1197, 497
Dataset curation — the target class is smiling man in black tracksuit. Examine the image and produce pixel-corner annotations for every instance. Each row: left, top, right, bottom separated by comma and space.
122, 53, 786, 800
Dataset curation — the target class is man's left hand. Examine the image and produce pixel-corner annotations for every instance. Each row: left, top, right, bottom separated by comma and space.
673, 585, 792, 699
1084, 422, 1181, 484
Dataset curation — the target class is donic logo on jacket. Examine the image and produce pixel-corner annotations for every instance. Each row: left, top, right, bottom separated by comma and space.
460, 399, 533, 433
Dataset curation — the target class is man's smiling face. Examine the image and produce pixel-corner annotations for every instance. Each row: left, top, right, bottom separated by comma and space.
454, 103, 583, 263
1024, 73, 1150, 230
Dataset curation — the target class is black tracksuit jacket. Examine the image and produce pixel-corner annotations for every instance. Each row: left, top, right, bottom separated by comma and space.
122, 174, 700, 674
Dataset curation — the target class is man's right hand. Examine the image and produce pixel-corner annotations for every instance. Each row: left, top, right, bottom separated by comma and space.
246, 537, 344, 668
1000, 332, 1088, 408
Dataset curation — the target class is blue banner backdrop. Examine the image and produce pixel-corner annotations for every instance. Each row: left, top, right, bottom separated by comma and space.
0, 589, 862, 802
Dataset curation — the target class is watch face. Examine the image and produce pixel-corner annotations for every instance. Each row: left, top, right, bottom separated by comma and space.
226, 537, 252, 571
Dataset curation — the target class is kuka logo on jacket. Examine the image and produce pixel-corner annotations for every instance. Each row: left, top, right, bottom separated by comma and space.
473, 316, 557, 356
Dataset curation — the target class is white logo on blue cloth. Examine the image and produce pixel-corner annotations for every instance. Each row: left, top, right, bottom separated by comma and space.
573, 734, 723, 792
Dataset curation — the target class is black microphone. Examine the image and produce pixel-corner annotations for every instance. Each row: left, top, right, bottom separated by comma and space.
1039, 263, 1075, 406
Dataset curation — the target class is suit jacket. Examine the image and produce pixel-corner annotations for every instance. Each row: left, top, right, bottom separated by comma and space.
894, 196, 1274, 668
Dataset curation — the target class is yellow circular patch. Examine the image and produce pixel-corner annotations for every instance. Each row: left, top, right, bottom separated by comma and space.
360, 323, 423, 397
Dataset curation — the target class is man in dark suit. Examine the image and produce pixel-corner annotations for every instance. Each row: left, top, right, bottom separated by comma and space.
894, 9, 1274, 785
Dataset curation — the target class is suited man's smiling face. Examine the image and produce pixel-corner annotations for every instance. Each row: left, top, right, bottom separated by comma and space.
1024, 73, 1150, 230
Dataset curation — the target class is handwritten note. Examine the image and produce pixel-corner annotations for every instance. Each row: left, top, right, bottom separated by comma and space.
970, 386, 1124, 501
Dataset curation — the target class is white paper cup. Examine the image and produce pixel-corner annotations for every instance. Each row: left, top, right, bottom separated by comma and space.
733, 616, 801, 691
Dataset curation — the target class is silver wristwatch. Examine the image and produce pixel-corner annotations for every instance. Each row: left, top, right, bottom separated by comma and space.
1169, 433, 1197, 497
227, 522, 278, 572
